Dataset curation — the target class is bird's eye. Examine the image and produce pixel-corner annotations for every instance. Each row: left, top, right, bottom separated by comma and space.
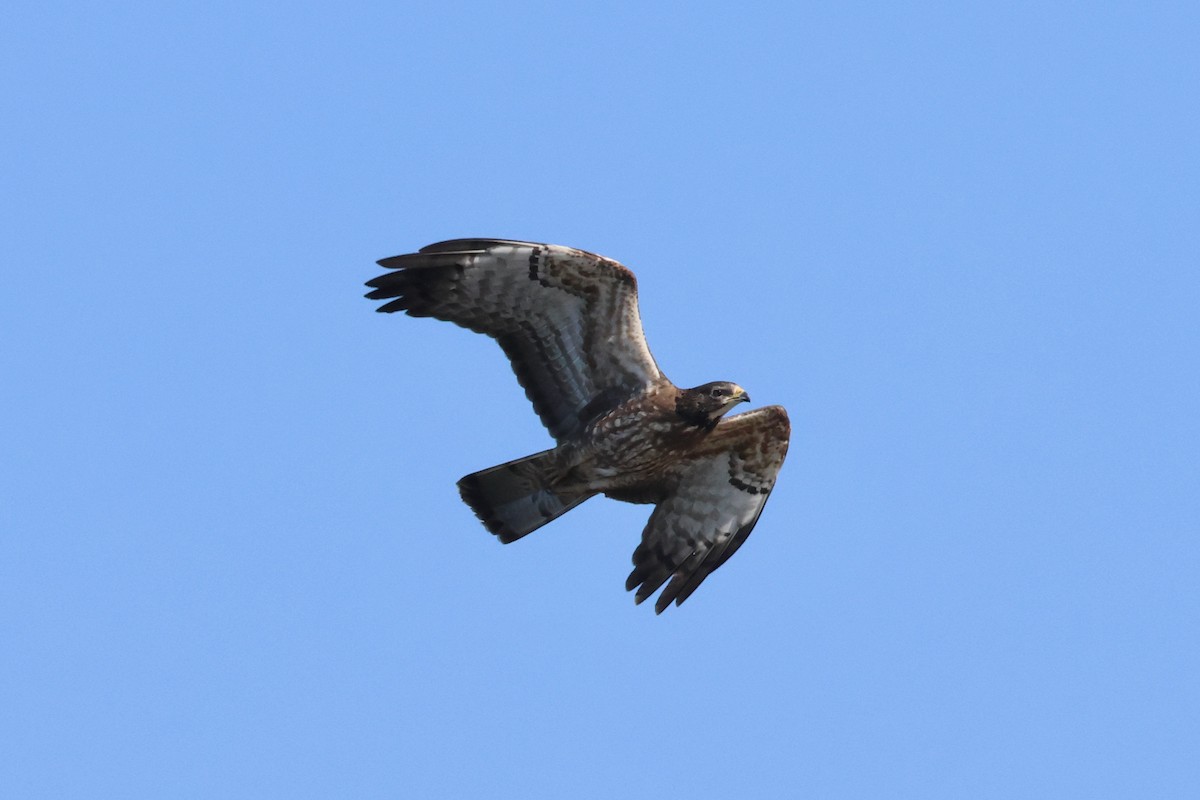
710, 387, 725, 398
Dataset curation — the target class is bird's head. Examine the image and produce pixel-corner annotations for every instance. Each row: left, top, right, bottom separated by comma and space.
676, 381, 751, 428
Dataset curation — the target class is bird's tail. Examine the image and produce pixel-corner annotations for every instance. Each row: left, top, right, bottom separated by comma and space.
457, 449, 595, 543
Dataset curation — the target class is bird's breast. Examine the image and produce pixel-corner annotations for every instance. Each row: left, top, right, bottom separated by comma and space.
576, 404, 707, 490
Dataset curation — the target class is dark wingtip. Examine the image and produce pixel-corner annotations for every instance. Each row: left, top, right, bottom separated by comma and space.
376, 299, 409, 314
626, 579, 675, 614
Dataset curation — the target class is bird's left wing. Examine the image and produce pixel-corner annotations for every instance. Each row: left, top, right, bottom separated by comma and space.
626, 405, 791, 613
366, 239, 666, 442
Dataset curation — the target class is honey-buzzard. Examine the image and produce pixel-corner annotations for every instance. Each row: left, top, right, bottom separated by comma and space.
366, 239, 790, 613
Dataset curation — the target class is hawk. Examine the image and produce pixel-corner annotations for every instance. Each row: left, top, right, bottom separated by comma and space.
365, 239, 790, 613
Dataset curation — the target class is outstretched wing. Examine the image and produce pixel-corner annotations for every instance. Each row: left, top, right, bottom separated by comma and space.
626, 405, 791, 614
366, 239, 666, 442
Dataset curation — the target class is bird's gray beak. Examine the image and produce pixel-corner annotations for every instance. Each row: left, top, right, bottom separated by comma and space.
739, 392, 751, 404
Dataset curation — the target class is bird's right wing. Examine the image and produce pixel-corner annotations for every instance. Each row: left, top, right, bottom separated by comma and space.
366, 239, 667, 442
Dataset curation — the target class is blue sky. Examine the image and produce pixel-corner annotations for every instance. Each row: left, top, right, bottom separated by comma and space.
3, 2, 1198, 797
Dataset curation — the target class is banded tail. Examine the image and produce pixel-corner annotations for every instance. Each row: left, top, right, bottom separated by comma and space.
457, 449, 594, 543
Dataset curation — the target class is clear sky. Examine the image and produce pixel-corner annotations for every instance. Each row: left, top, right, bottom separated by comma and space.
3, 2, 1198, 797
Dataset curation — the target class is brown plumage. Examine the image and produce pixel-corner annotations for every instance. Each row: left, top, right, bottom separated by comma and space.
366, 239, 790, 613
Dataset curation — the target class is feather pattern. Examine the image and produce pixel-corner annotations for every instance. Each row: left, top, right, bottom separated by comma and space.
366, 239, 665, 442
625, 406, 791, 613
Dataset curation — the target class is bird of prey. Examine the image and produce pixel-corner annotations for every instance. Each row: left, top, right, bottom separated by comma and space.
365, 239, 790, 613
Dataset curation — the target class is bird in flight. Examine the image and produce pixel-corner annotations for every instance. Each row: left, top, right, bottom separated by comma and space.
365, 239, 790, 613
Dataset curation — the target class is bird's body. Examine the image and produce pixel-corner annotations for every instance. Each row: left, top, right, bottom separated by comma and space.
575, 385, 707, 492
366, 239, 790, 612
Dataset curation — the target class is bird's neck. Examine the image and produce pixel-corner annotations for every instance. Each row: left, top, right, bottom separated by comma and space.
674, 391, 719, 429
